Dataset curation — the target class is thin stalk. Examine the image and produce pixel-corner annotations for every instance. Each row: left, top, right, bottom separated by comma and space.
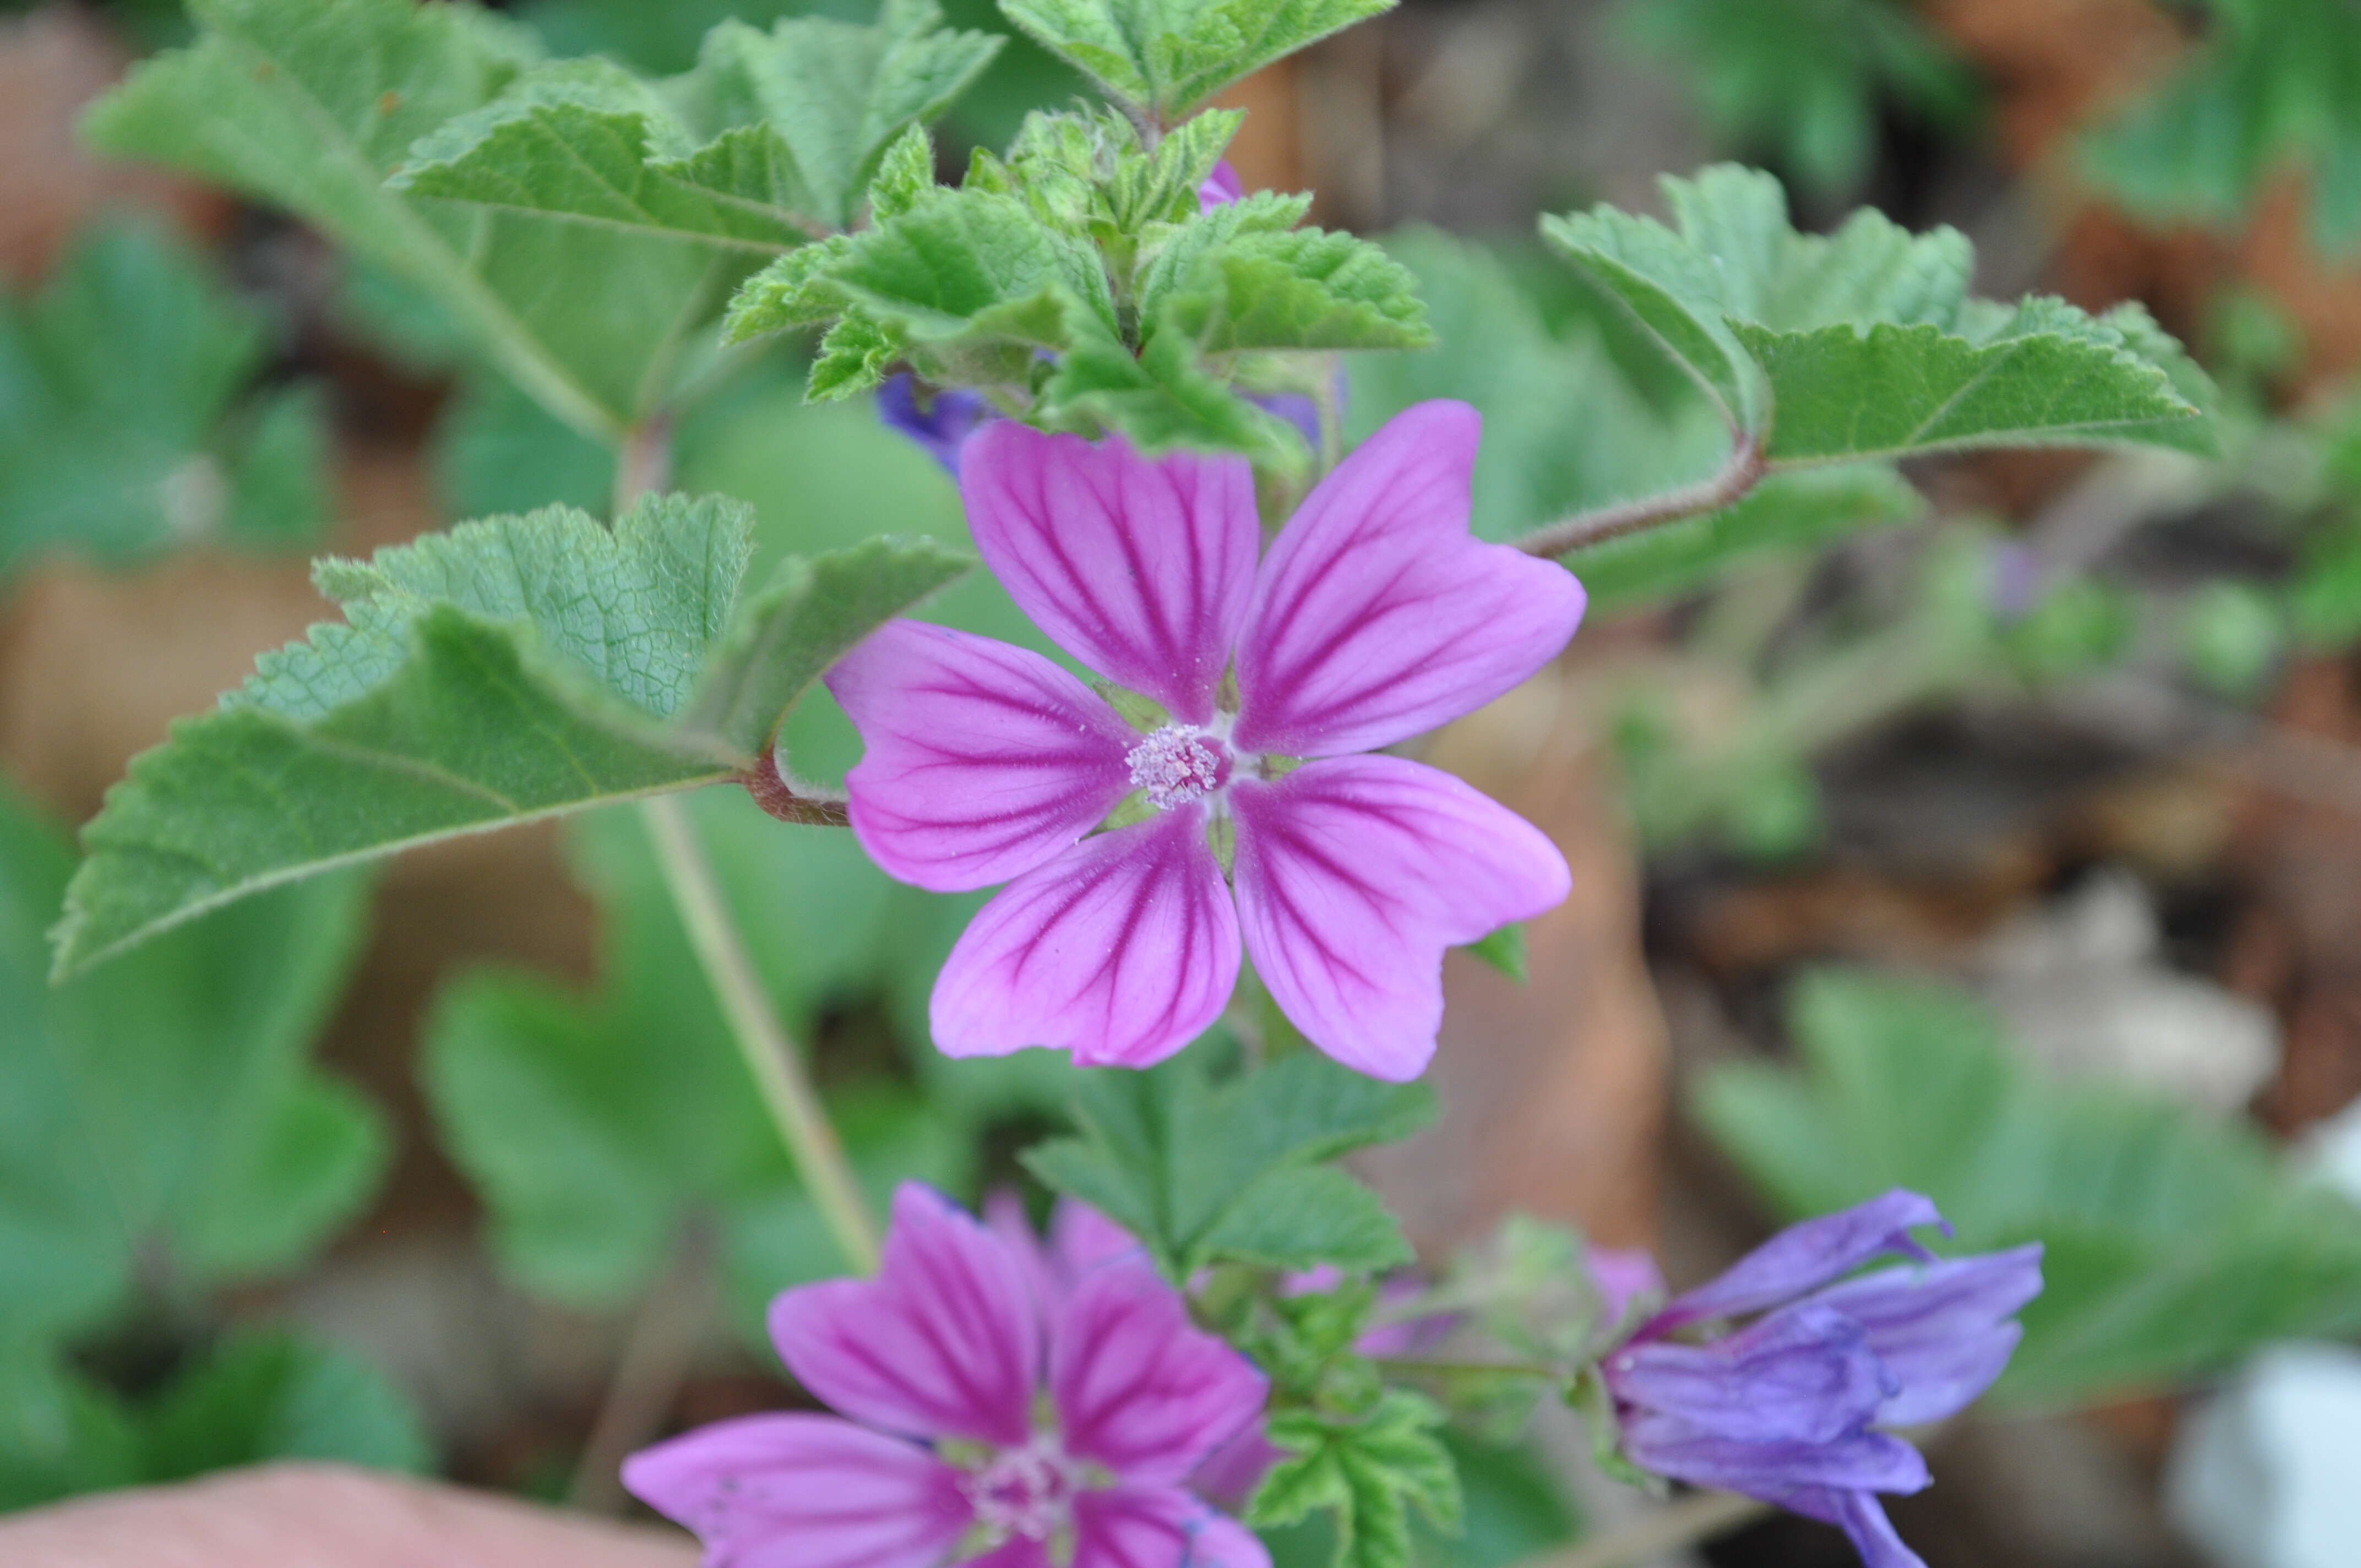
1372, 1355, 1564, 1381
1514, 435, 1766, 559
1513, 1490, 1768, 1568
640, 793, 880, 1274
569, 1221, 715, 1512
607, 423, 874, 1272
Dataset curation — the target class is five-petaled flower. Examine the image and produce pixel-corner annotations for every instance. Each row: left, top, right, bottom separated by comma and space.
624, 1185, 1271, 1568
825, 400, 1585, 1080
1597, 1190, 2044, 1568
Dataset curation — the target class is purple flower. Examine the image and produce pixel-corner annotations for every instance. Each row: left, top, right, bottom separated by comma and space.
824, 401, 1584, 1080
1598, 1191, 2043, 1568
624, 1185, 1271, 1568
1199, 160, 1245, 210
879, 373, 997, 477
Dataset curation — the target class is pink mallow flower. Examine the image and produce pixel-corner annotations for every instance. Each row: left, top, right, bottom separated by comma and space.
825, 401, 1585, 1080
623, 1185, 1271, 1568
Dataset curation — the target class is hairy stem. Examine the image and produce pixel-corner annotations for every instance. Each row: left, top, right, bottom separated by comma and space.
1514, 434, 1766, 558
640, 793, 880, 1273
1515, 1490, 1768, 1568
741, 743, 852, 826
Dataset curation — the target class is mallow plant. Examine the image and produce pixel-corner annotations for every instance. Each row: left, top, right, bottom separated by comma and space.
58, 0, 2223, 1564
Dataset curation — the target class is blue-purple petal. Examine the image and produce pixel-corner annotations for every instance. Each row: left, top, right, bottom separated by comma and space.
1621, 1414, 1933, 1499
1644, 1191, 1946, 1335
1806, 1244, 2044, 1426
878, 374, 995, 476
1605, 1303, 1896, 1446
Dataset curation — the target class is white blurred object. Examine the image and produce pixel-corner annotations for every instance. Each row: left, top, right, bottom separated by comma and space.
1978, 869, 2278, 1113
2299, 1095, 2361, 1206
2167, 1343, 2361, 1568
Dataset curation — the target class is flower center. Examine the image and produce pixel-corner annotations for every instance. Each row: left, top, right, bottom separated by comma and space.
1126, 724, 1232, 809
963, 1440, 1075, 1541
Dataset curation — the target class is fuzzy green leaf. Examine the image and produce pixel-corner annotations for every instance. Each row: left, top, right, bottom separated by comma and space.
0, 786, 379, 1344
1252, 1391, 1464, 1568
1000, 0, 1396, 118
1021, 1049, 1430, 1278
52, 502, 967, 974
1155, 226, 1433, 353
1541, 165, 2213, 459
391, 4, 998, 245
1696, 968, 2361, 1405
0, 220, 330, 578
83, 0, 732, 437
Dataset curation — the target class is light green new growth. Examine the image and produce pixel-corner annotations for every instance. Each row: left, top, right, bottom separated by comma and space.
51, 494, 969, 976
1542, 165, 2217, 464
1000, 0, 1396, 121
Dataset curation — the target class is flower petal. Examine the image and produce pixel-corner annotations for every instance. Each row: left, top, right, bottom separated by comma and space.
1606, 1303, 1896, 1445
769, 1184, 1041, 1446
1230, 756, 1571, 1081
1072, 1487, 1273, 1568
1767, 1489, 1930, 1568
1643, 1190, 1946, 1336
1805, 1244, 2044, 1425
961, 422, 1259, 725
984, 1191, 1146, 1315
1231, 400, 1586, 756
1052, 1257, 1269, 1484
828, 620, 1136, 892
1621, 1415, 1932, 1498
621, 1413, 970, 1568
931, 810, 1242, 1068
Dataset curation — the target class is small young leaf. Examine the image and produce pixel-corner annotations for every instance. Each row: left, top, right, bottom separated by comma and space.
1021, 1047, 1432, 1277
1154, 227, 1434, 353
999, 0, 1396, 119
1252, 1390, 1463, 1568
1456, 923, 1528, 983
867, 124, 938, 223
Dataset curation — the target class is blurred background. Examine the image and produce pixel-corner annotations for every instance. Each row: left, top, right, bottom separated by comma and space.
6, 1, 2361, 1564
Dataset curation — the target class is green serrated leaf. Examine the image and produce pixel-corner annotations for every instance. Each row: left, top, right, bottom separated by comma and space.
1541, 165, 2214, 459
1022, 1047, 1431, 1277
1042, 294, 1302, 461
1156, 226, 1433, 353
52, 503, 967, 975
0, 220, 330, 578
1251, 1390, 1462, 1568
1000, 0, 1395, 118
0, 783, 379, 1344
1696, 967, 2361, 1405
83, 0, 729, 438
686, 534, 973, 759
868, 124, 938, 222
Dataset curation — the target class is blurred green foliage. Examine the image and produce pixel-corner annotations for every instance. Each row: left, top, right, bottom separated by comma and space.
1700, 970, 2361, 1405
